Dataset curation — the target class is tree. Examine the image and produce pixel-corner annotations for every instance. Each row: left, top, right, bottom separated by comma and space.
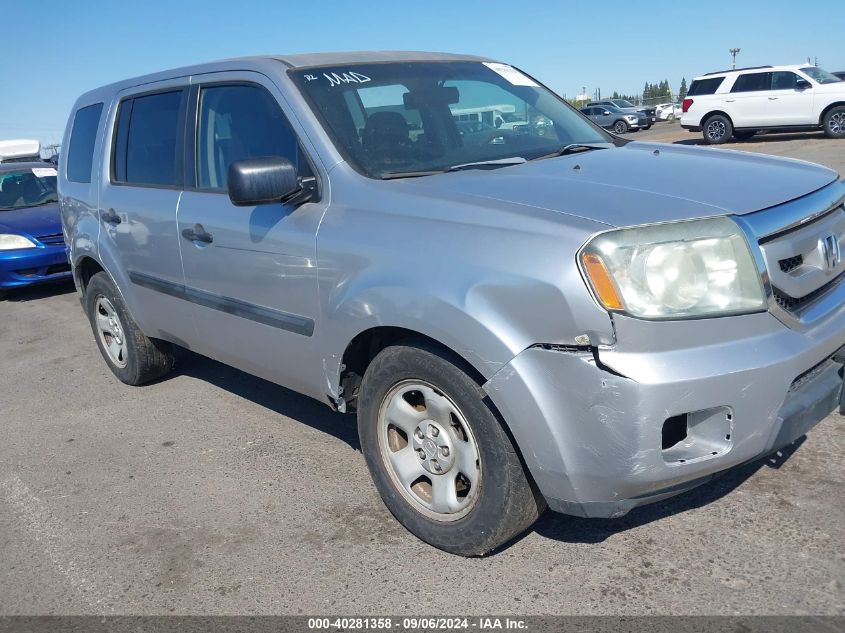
678, 77, 688, 101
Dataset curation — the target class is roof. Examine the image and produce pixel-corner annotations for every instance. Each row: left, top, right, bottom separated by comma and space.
263, 50, 495, 68
694, 64, 811, 79
0, 161, 55, 173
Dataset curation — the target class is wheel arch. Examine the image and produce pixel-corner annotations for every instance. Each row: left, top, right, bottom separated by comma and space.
819, 101, 845, 125
699, 110, 734, 128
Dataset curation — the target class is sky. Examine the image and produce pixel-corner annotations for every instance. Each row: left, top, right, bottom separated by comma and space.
2, 0, 843, 145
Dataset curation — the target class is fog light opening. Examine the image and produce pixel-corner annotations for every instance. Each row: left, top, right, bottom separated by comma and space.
662, 414, 688, 450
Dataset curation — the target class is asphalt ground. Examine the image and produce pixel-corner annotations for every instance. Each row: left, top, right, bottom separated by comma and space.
1, 124, 844, 616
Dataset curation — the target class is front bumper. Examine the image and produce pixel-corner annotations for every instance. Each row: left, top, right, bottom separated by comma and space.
483, 310, 845, 518
0, 245, 72, 289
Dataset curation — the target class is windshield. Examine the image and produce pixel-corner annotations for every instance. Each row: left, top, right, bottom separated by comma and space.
290, 61, 611, 178
0, 167, 58, 210
800, 66, 842, 84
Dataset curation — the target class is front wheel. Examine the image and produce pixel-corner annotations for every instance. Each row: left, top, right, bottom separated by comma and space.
357, 342, 545, 556
613, 120, 629, 134
702, 114, 733, 144
823, 106, 845, 139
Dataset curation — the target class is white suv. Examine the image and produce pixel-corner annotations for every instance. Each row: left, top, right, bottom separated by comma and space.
680, 64, 845, 144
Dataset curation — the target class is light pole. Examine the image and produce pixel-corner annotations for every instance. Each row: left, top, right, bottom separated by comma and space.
729, 48, 741, 69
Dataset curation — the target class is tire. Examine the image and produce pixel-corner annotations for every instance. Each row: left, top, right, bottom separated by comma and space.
823, 106, 845, 139
702, 114, 733, 144
733, 130, 756, 141
357, 341, 545, 556
85, 272, 174, 385
613, 120, 628, 134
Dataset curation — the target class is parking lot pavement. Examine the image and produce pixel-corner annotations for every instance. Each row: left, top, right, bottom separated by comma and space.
635, 122, 845, 174
2, 136, 845, 617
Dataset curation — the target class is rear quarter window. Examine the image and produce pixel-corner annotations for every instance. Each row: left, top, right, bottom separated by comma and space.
66, 103, 104, 183
687, 77, 725, 96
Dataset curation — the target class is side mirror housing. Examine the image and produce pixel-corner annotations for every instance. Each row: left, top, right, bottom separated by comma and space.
603, 110, 611, 116
795, 78, 811, 90
227, 156, 301, 207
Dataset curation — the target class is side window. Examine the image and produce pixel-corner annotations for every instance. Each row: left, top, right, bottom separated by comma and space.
112, 90, 184, 187
67, 103, 103, 183
687, 77, 725, 96
197, 84, 303, 190
771, 71, 798, 90
731, 72, 772, 93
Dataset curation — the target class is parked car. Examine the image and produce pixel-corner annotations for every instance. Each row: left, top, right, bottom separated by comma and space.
588, 99, 656, 128
681, 64, 845, 144
832, 71, 845, 81
60, 51, 845, 556
0, 162, 71, 297
580, 104, 644, 133
0, 139, 41, 164
656, 102, 682, 120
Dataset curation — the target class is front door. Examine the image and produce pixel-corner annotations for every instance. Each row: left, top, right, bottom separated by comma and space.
176, 73, 328, 398
767, 71, 815, 126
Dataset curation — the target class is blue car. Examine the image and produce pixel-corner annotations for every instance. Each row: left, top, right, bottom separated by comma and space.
0, 162, 71, 297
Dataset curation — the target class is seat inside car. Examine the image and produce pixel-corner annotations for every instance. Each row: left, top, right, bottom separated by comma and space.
362, 111, 412, 164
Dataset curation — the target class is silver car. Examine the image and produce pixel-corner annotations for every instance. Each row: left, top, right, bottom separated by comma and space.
59, 52, 845, 556
580, 104, 644, 133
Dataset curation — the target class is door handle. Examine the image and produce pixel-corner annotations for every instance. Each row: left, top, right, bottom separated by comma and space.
768, 96, 778, 100
725, 99, 734, 103
181, 224, 213, 244
102, 208, 122, 225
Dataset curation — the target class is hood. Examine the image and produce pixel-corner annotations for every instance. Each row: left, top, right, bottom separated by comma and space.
399, 143, 840, 228
0, 202, 62, 239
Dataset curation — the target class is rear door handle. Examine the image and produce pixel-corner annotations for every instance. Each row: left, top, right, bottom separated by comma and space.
181, 224, 213, 244
102, 208, 122, 225
768, 96, 778, 100
725, 99, 735, 103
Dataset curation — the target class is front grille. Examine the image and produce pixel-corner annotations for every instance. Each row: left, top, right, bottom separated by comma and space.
756, 202, 845, 318
773, 273, 844, 312
779, 255, 803, 273
37, 233, 64, 246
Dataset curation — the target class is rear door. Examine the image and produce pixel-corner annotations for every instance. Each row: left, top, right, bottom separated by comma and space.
98, 80, 196, 343
726, 71, 772, 127
176, 72, 328, 397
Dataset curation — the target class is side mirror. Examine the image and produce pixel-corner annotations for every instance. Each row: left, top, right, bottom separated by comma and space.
603, 110, 611, 116
795, 78, 810, 90
227, 156, 302, 207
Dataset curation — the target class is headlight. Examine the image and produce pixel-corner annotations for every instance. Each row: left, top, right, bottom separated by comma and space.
0, 234, 37, 250
626, 115, 638, 121
579, 217, 766, 319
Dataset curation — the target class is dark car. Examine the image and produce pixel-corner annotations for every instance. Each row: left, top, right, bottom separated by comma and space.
833, 71, 845, 81
0, 162, 71, 297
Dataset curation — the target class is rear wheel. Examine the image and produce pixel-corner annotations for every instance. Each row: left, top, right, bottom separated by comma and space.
613, 120, 628, 134
85, 272, 174, 385
357, 342, 544, 556
702, 114, 733, 144
823, 106, 845, 139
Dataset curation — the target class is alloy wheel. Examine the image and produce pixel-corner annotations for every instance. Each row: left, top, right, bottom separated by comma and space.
377, 380, 481, 521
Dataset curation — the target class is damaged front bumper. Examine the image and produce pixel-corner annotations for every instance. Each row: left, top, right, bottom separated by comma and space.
482, 310, 845, 519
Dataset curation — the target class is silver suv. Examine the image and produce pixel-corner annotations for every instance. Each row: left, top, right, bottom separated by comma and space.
59, 52, 845, 556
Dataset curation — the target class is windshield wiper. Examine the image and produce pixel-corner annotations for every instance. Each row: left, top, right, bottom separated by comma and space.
533, 143, 611, 160
380, 170, 447, 180
446, 157, 527, 172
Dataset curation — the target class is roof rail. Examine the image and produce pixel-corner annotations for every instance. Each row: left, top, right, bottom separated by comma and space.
703, 65, 773, 76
